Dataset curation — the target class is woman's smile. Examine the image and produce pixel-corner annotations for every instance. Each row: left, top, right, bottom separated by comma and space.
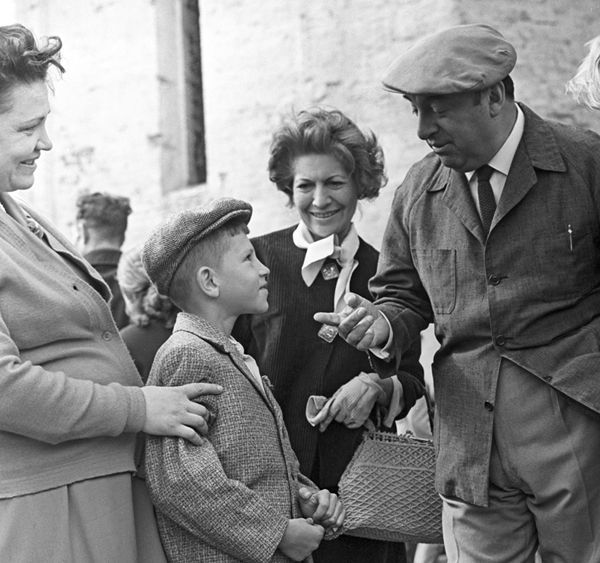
292, 153, 358, 241
310, 209, 341, 219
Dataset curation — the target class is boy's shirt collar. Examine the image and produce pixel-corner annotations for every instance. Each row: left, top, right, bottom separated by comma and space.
173, 312, 266, 393
229, 337, 265, 391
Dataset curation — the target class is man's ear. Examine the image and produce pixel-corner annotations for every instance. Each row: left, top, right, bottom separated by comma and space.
488, 82, 506, 117
196, 266, 219, 298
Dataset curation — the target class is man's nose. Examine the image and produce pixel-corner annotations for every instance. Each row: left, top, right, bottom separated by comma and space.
416, 112, 437, 141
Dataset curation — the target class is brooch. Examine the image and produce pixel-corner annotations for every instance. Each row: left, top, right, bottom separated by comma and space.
321, 262, 339, 280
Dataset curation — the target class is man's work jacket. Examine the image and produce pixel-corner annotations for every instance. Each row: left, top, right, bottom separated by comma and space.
370, 103, 600, 506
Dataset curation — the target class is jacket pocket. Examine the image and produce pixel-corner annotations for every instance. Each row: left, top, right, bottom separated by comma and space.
531, 227, 597, 301
413, 249, 456, 314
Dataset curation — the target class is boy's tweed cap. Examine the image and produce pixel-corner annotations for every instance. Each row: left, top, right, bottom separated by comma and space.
382, 23, 516, 95
141, 197, 252, 295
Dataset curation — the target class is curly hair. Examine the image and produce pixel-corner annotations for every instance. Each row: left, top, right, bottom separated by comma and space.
268, 108, 387, 203
0, 24, 64, 113
118, 246, 178, 328
76, 192, 132, 235
566, 35, 600, 110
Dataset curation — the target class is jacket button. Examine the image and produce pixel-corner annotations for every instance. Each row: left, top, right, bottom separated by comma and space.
484, 401, 494, 411
102, 331, 113, 341
488, 274, 501, 285
495, 335, 506, 346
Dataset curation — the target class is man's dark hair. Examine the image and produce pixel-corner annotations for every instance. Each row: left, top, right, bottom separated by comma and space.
76, 191, 132, 237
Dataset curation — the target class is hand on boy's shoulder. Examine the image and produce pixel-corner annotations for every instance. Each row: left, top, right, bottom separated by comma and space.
141, 382, 222, 444
278, 518, 324, 561
143, 343, 223, 444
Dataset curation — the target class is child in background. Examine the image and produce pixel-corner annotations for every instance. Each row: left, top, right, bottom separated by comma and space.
141, 198, 344, 562
117, 246, 178, 383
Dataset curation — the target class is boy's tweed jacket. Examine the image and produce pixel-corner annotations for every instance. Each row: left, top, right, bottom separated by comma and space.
145, 312, 316, 563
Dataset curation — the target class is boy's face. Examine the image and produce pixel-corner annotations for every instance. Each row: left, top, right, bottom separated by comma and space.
216, 232, 269, 316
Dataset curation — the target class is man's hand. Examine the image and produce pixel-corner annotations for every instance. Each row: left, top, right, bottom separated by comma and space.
313, 293, 389, 351
141, 382, 223, 445
298, 487, 345, 531
278, 518, 324, 561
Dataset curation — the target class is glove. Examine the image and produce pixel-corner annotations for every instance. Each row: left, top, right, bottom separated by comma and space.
309, 372, 385, 432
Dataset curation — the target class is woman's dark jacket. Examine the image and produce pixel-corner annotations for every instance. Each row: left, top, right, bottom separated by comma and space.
233, 225, 423, 489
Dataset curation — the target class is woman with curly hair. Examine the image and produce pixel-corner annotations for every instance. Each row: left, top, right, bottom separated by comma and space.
234, 108, 423, 563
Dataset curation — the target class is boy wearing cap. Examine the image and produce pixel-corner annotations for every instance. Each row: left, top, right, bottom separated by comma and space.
141, 198, 344, 563
316, 23, 600, 563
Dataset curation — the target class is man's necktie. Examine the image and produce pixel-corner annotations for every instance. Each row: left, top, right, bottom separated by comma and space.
476, 165, 496, 235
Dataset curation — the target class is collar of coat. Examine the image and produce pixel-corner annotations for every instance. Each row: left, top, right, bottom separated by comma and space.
173, 312, 239, 355
171, 311, 274, 401
428, 102, 567, 195
422, 103, 569, 242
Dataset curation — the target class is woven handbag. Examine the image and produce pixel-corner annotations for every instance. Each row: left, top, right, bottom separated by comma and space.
338, 388, 443, 544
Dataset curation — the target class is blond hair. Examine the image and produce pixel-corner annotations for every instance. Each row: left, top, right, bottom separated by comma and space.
566, 36, 600, 110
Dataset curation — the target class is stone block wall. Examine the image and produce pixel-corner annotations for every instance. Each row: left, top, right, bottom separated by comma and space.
8, 0, 162, 244
4, 0, 600, 250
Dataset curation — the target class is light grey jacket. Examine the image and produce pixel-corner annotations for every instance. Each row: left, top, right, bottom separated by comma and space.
0, 201, 144, 498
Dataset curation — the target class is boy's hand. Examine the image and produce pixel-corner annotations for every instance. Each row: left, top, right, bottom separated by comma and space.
278, 518, 324, 561
298, 487, 345, 532
142, 382, 222, 445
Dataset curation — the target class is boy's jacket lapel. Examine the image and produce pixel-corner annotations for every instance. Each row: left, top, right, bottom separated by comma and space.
175, 313, 276, 413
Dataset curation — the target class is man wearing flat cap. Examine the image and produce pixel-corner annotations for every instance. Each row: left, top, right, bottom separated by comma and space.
316, 23, 600, 562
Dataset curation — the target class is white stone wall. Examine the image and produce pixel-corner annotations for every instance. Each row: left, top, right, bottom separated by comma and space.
5, 0, 600, 250
199, 0, 464, 245
8, 0, 162, 244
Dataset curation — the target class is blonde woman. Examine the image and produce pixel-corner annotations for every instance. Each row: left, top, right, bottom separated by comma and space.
566, 35, 600, 109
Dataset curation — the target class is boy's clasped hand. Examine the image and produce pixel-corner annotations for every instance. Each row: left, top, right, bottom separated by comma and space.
279, 487, 345, 561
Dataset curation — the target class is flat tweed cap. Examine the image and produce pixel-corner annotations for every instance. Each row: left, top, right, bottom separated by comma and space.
141, 197, 252, 295
382, 23, 516, 95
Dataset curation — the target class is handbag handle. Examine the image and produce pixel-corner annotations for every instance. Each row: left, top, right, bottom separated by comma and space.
404, 373, 434, 436
370, 373, 434, 436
